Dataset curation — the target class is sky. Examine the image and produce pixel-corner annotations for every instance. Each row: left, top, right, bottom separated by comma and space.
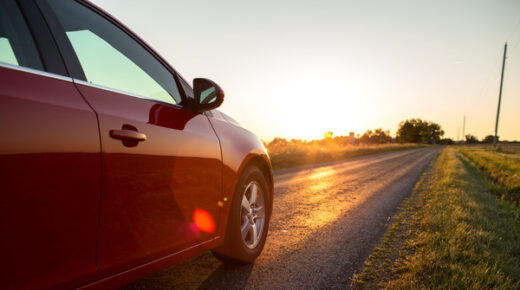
91, 0, 520, 142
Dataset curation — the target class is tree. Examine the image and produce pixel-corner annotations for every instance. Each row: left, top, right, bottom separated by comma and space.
396, 118, 444, 144
438, 138, 454, 145
358, 129, 392, 144
359, 130, 372, 144
422, 122, 444, 144
482, 135, 497, 144
370, 128, 392, 144
396, 119, 422, 143
465, 134, 479, 144
268, 137, 288, 147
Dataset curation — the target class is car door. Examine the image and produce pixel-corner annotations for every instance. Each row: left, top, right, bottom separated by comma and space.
0, 0, 100, 288
39, 0, 223, 276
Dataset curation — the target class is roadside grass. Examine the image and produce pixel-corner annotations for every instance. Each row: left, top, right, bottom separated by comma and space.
498, 143, 520, 154
459, 147, 520, 205
352, 147, 520, 289
267, 143, 424, 171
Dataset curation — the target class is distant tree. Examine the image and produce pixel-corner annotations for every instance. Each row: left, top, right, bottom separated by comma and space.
396, 118, 444, 144
360, 130, 372, 144
396, 119, 422, 143
465, 134, 479, 144
422, 122, 444, 144
354, 133, 361, 144
370, 128, 392, 144
268, 137, 288, 147
482, 135, 497, 144
324, 131, 334, 139
438, 138, 454, 145
357, 129, 392, 144
333, 135, 351, 145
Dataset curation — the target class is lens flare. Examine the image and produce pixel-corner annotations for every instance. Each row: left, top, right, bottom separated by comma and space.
193, 209, 215, 233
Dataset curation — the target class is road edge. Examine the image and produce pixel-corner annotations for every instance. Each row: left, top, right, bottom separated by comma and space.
350, 146, 442, 288
351, 146, 520, 288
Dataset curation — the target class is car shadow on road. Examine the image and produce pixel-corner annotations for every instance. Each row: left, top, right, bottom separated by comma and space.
198, 261, 254, 290
124, 251, 254, 289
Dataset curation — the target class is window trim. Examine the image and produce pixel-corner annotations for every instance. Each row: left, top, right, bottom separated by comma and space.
35, 0, 190, 108
73, 78, 184, 109
0, 61, 72, 82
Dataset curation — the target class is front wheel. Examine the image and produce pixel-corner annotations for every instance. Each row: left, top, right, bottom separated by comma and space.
212, 166, 271, 263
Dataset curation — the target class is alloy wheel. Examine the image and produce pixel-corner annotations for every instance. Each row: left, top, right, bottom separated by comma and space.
240, 181, 265, 249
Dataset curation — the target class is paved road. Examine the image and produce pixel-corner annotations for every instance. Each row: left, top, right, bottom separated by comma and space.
126, 147, 441, 289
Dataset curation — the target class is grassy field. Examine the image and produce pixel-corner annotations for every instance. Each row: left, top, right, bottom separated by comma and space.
352, 147, 520, 289
498, 143, 520, 154
267, 142, 423, 171
459, 147, 520, 205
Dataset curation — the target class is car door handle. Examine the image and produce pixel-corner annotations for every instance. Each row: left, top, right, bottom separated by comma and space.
109, 129, 147, 141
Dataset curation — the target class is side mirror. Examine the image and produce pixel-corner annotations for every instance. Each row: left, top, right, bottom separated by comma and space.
192, 78, 224, 113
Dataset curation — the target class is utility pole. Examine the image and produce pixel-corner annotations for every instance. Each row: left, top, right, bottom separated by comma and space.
494, 42, 507, 147
462, 115, 466, 142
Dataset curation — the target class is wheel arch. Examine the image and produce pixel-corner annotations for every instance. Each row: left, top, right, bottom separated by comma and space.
212, 152, 273, 261
231, 151, 274, 221
242, 155, 273, 202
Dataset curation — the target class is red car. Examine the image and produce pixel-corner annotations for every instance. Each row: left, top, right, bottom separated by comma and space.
0, 0, 273, 288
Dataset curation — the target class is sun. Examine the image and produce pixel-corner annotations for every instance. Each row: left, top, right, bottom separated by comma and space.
268, 69, 378, 140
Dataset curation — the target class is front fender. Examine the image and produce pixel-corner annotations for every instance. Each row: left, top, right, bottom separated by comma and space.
206, 116, 273, 241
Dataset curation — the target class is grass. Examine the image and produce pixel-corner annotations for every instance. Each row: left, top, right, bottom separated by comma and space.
459, 147, 520, 205
498, 143, 520, 154
266, 141, 424, 171
352, 147, 520, 289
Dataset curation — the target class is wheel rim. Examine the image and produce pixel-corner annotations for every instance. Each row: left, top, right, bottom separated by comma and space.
240, 181, 265, 249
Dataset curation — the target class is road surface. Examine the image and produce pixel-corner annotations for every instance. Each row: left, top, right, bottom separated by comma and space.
126, 147, 441, 289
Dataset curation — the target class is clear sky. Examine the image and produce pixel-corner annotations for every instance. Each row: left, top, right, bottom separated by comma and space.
91, 0, 520, 142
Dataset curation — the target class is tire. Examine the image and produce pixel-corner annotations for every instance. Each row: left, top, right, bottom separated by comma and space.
212, 166, 271, 263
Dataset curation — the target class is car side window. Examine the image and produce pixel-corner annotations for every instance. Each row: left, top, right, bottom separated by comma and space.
0, 0, 44, 71
44, 0, 182, 105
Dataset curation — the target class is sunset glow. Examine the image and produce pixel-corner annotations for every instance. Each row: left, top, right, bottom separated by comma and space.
92, 0, 520, 142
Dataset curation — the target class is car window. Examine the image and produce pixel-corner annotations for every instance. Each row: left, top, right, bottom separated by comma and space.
0, 0, 44, 70
45, 0, 182, 105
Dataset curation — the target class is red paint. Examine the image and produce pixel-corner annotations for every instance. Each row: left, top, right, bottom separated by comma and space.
72, 83, 223, 278
0, 67, 100, 289
0, 68, 273, 289
206, 115, 274, 236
